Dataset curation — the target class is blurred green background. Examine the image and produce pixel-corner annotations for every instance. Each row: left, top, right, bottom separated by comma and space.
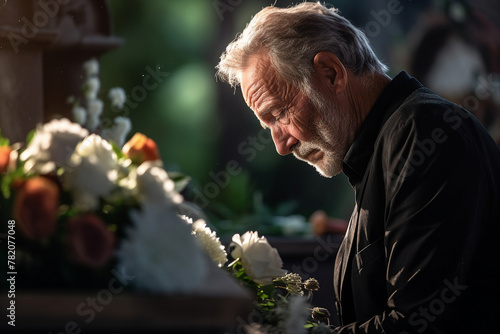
98, 0, 499, 235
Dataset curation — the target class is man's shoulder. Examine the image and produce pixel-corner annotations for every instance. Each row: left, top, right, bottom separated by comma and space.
383, 87, 463, 130
380, 87, 481, 143
377, 86, 500, 166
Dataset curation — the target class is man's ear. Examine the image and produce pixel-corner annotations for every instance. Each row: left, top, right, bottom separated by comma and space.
312, 51, 348, 94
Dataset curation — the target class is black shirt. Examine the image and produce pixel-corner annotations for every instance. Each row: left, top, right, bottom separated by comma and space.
333, 71, 500, 333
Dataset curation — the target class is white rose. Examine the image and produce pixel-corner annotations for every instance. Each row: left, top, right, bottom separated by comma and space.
230, 231, 287, 285
20, 118, 89, 174
135, 161, 183, 206
64, 134, 118, 210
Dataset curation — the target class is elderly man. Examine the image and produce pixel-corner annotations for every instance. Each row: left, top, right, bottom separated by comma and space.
217, 2, 500, 333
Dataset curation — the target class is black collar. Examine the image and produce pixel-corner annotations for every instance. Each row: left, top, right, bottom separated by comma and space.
342, 71, 423, 187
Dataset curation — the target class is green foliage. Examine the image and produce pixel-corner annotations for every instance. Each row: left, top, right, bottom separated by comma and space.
111, 141, 125, 160
305, 322, 318, 329
226, 259, 331, 333
26, 129, 36, 145
227, 259, 332, 332
230, 260, 258, 288
168, 171, 191, 193
210, 191, 304, 237
1, 162, 26, 200
0, 129, 9, 146
228, 259, 285, 326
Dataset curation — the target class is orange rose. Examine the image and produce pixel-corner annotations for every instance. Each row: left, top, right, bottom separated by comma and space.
0, 146, 11, 174
14, 177, 60, 240
67, 214, 115, 268
122, 133, 161, 164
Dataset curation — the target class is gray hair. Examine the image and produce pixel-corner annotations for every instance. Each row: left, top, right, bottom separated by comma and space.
216, 2, 387, 97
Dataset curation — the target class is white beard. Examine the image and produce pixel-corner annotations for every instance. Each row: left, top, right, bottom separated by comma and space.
292, 95, 356, 178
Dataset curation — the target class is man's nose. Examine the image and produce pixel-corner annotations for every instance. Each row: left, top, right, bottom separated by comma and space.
271, 126, 298, 155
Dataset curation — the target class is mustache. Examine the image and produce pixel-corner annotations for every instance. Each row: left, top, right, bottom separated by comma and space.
292, 141, 317, 160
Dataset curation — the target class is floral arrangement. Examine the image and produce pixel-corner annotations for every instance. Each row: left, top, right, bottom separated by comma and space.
0, 59, 334, 333
221, 230, 334, 334
0, 58, 210, 292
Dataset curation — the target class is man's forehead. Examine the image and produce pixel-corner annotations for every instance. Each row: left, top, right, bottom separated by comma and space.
240, 55, 271, 107
240, 54, 292, 108
240, 54, 270, 91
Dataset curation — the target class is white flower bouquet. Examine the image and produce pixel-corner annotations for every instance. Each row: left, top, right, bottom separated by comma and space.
224, 231, 334, 333
0, 58, 334, 333
0, 59, 210, 293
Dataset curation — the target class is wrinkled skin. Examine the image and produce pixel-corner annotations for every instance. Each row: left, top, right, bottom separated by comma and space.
240, 53, 364, 177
